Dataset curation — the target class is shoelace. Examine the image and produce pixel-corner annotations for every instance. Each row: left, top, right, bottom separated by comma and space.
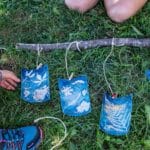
2, 129, 24, 150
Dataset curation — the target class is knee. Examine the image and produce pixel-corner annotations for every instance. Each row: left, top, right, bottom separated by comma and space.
65, 0, 87, 13
106, 7, 129, 23
65, 0, 98, 13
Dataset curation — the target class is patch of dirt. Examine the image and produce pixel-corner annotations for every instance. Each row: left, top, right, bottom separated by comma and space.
0, 49, 17, 71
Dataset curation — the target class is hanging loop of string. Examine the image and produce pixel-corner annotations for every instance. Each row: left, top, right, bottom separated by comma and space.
34, 116, 67, 150
65, 41, 81, 80
0, 47, 7, 51
36, 44, 43, 68
103, 38, 115, 96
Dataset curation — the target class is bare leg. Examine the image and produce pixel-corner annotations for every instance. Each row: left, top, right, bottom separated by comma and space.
65, 0, 99, 13
104, 0, 147, 22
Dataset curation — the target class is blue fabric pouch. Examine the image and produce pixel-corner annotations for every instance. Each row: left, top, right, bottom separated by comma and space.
99, 92, 132, 136
145, 69, 150, 80
58, 75, 91, 116
21, 64, 50, 103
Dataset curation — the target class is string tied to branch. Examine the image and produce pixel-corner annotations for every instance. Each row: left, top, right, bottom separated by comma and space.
65, 41, 81, 80
103, 38, 116, 97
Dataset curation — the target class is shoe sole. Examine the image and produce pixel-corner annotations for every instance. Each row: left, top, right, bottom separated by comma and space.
34, 127, 43, 149
27, 126, 43, 150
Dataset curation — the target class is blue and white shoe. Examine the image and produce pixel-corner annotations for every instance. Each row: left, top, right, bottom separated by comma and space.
0, 126, 43, 150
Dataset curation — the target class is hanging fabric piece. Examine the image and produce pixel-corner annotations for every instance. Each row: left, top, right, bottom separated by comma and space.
145, 69, 150, 80
58, 41, 91, 116
21, 64, 50, 103
99, 92, 132, 136
100, 38, 133, 135
58, 75, 91, 116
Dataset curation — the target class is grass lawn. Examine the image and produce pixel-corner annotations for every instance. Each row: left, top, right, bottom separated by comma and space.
0, 0, 150, 149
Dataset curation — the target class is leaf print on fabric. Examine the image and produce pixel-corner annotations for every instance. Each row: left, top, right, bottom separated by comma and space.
103, 125, 128, 133
33, 86, 49, 102
24, 89, 30, 97
58, 75, 91, 116
100, 93, 132, 136
33, 73, 47, 85
61, 86, 74, 96
72, 80, 85, 85
21, 64, 50, 103
22, 71, 35, 83
82, 89, 88, 96
25, 70, 35, 78
76, 101, 91, 113
67, 93, 81, 106
104, 100, 129, 132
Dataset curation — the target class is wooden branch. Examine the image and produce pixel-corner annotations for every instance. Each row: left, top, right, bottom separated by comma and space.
16, 38, 150, 52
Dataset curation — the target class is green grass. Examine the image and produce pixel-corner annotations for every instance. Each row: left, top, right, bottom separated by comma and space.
0, 0, 150, 149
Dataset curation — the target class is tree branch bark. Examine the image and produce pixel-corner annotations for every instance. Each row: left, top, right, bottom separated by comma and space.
16, 38, 150, 52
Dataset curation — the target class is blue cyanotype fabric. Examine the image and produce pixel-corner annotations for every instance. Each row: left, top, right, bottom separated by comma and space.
58, 75, 91, 116
21, 64, 50, 103
99, 93, 132, 136
145, 69, 150, 80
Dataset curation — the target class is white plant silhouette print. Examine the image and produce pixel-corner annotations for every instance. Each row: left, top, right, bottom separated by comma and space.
21, 64, 50, 103
59, 76, 91, 116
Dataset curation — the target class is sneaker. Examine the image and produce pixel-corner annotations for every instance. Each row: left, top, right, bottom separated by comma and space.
0, 126, 43, 150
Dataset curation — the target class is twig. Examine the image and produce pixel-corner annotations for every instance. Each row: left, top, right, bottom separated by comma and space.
16, 38, 150, 51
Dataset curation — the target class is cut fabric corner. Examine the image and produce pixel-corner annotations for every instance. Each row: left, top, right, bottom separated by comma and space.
145, 69, 150, 80
58, 75, 91, 116
99, 92, 133, 136
21, 64, 50, 103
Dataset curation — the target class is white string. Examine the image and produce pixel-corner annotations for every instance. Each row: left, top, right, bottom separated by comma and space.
103, 38, 115, 95
0, 47, 7, 51
36, 44, 43, 68
65, 41, 81, 80
34, 116, 67, 150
